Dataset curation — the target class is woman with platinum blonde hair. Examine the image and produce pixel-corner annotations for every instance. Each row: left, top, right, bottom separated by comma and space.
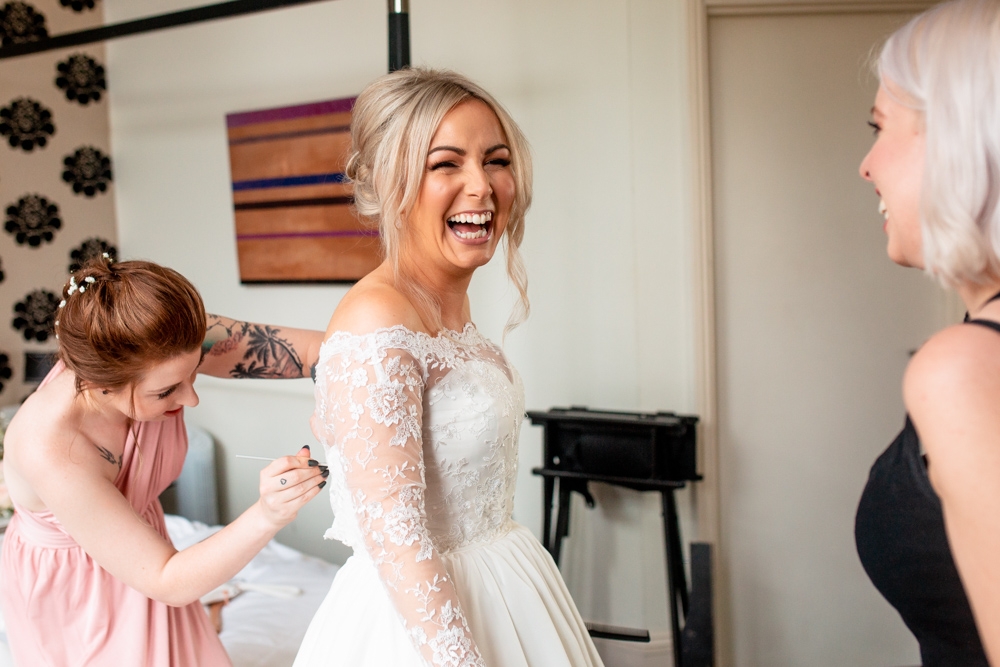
855, 1, 1000, 665
294, 68, 603, 667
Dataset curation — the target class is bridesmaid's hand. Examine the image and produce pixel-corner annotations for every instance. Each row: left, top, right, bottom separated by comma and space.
257, 446, 327, 528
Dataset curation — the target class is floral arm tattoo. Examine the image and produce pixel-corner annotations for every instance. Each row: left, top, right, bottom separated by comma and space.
203, 314, 307, 379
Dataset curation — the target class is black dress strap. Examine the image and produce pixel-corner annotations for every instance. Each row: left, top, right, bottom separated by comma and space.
966, 318, 1000, 335
963, 289, 1000, 328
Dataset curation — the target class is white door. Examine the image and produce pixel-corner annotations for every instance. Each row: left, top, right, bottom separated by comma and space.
710, 7, 949, 666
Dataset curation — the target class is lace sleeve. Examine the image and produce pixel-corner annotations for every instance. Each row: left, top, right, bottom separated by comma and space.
315, 342, 486, 667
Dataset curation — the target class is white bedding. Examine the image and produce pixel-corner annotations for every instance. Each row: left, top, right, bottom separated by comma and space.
0, 514, 340, 667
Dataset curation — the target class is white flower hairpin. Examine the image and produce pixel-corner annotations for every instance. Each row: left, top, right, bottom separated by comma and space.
65, 275, 96, 297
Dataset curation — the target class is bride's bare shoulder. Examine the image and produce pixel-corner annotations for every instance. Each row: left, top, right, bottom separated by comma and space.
326, 272, 427, 338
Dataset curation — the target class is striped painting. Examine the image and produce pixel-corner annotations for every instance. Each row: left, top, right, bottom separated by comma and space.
226, 97, 381, 283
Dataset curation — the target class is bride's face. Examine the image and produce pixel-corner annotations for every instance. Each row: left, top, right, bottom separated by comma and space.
403, 99, 515, 277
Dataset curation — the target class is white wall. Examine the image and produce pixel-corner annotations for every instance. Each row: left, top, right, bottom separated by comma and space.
104, 0, 696, 636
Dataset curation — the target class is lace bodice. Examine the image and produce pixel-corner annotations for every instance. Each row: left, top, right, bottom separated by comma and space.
313, 324, 524, 667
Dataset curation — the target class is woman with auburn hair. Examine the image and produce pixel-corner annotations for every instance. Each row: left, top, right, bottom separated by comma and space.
0, 257, 327, 666
854, 1, 1000, 664
294, 68, 603, 667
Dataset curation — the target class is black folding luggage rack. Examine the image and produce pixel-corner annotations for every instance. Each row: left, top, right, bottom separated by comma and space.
528, 407, 713, 667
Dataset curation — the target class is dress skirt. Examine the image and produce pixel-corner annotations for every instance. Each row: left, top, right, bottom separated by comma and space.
293, 523, 603, 667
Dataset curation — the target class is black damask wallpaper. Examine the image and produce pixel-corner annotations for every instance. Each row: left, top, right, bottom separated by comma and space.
0, 0, 116, 400
55, 53, 104, 104
0, 98, 56, 151
59, 0, 96, 12
62, 145, 110, 195
0, 354, 12, 394
13, 288, 58, 341
68, 236, 114, 272
5, 194, 61, 246
0, 2, 49, 46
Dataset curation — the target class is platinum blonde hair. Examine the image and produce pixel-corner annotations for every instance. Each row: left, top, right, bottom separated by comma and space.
877, 0, 1000, 287
346, 67, 533, 336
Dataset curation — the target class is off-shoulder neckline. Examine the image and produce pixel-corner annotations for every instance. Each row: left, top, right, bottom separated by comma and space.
320, 322, 486, 350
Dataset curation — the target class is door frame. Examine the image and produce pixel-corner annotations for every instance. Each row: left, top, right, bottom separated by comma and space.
684, 2, 936, 664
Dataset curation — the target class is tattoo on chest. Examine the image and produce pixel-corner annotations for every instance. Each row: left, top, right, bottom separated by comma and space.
205, 316, 304, 379
95, 444, 122, 470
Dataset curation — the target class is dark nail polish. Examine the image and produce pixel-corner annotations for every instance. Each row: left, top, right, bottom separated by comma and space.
308, 459, 319, 467
321, 469, 330, 478
303, 444, 311, 450
318, 481, 327, 489
319, 465, 329, 472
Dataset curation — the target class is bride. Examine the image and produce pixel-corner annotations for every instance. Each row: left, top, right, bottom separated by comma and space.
294, 68, 604, 667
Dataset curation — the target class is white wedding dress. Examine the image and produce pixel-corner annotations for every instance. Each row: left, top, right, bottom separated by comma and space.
294, 324, 604, 667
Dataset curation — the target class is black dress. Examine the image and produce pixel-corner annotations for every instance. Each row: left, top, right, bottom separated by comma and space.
854, 318, 999, 667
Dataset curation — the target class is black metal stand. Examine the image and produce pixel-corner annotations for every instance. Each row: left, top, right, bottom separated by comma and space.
534, 468, 690, 667
527, 407, 713, 666
683, 543, 713, 667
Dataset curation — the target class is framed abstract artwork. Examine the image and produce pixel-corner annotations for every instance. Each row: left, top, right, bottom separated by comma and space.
226, 97, 381, 283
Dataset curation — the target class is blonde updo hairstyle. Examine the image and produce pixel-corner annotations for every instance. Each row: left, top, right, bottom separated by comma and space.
877, 0, 1000, 287
56, 258, 206, 397
346, 67, 533, 335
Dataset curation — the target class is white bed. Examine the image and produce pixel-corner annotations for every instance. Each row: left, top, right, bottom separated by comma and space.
168, 514, 339, 667
0, 514, 340, 667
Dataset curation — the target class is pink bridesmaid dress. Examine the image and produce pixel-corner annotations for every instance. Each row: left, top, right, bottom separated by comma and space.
0, 362, 231, 666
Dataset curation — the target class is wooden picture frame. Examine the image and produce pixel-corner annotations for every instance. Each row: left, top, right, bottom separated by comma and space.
227, 97, 382, 283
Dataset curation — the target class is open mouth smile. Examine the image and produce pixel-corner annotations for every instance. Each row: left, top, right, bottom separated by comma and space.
447, 211, 493, 241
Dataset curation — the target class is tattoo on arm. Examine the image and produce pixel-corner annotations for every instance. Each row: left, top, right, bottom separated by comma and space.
204, 316, 249, 357
204, 315, 305, 379
95, 445, 122, 470
232, 325, 305, 378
